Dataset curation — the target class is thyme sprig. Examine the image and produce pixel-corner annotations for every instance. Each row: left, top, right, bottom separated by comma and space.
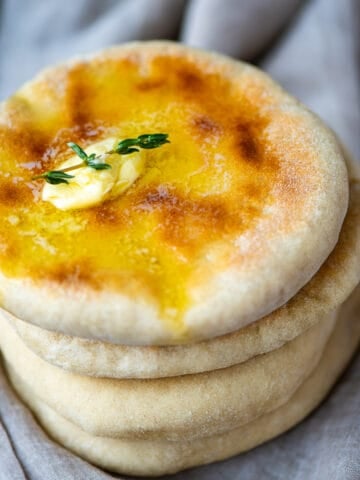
33, 133, 169, 185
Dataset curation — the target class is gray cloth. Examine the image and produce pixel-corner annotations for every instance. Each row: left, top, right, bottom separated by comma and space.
0, 0, 359, 479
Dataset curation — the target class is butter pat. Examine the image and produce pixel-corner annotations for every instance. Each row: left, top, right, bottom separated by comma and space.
42, 138, 145, 210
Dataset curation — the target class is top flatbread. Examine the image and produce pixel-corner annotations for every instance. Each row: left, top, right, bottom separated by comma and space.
0, 41, 348, 345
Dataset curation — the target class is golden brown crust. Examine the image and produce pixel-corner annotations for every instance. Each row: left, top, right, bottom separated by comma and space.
0, 41, 349, 344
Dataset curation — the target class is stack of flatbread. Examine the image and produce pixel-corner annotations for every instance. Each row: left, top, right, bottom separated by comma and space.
0, 42, 359, 477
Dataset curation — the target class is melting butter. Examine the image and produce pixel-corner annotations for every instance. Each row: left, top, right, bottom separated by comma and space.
42, 138, 145, 210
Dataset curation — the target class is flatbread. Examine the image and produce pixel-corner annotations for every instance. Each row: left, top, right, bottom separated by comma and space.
6, 179, 360, 378
0, 41, 348, 345
6, 284, 360, 477
1, 306, 336, 442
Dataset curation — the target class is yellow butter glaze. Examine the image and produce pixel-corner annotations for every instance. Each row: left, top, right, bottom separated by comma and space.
0, 51, 304, 332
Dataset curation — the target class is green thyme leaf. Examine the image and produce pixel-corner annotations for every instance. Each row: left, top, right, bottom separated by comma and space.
83, 152, 111, 170
137, 133, 169, 149
33, 170, 75, 185
67, 142, 89, 161
115, 139, 139, 155
86, 158, 112, 170
115, 133, 169, 155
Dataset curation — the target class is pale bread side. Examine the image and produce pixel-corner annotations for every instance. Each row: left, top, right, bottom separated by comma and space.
6, 284, 360, 476
0, 306, 336, 442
